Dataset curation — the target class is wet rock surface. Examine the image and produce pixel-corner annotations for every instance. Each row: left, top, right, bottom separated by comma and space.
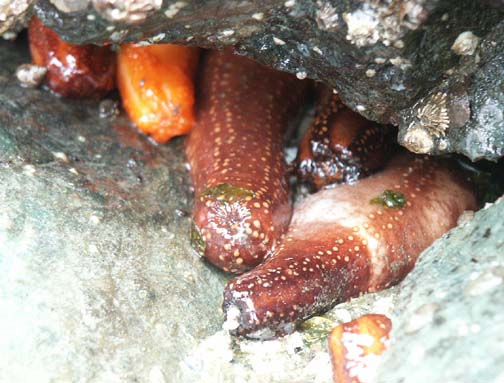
1, 29, 503, 383
0, 39, 228, 382
376, 198, 504, 383
24, 0, 504, 161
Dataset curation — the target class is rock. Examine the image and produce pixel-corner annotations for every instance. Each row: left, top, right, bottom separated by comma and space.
177, 198, 504, 383
398, 20, 504, 161
31, 0, 504, 161
376, 198, 504, 383
0, 0, 34, 36
15, 63, 47, 87
0, 38, 228, 382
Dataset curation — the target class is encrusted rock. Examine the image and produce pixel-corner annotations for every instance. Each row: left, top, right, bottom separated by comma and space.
377, 198, 504, 383
0, 0, 34, 35
451, 31, 480, 56
93, 0, 162, 23
15, 63, 47, 87
30, 0, 504, 161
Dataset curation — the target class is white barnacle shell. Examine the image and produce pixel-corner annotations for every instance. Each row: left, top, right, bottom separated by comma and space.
416, 92, 450, 137
402, 125, 434, 154
451, 31, 480, 56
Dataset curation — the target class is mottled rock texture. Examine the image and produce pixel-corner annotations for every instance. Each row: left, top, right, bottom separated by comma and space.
0, 38, 227, 382
376, 199, 504, 383
0, 0, 34, 36
23, 0, 504, 161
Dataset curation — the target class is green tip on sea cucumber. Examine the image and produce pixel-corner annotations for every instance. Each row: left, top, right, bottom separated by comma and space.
199, 183, 255, 203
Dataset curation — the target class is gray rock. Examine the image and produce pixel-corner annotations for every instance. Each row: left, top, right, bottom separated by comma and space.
377, 198, 504, 383
0, 0, 34, 36
0, 38, 228, 382
32, 0, 504, 161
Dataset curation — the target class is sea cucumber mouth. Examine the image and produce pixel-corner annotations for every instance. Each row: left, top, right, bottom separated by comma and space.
222, 282, 299, 340
222, 301, 293, 340
222, 289, 257, 335
222, 305, 241, 331
222, 289, 279, 339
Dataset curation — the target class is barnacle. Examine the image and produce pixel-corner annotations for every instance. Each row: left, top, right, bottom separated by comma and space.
401, 92, 451, 154
402, 124, 435, 154
416, 92, 450, 137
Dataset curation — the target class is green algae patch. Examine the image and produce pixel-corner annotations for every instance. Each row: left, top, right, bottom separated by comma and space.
190, 221, 206, 257
299, 316, 335, 346
199, 183, 255, 203
371, 190, 406, 208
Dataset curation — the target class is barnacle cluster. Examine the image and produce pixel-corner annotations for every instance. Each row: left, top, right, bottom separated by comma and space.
401, 92, 450, 154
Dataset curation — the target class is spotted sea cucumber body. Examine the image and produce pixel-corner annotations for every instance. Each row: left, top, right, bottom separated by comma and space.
186, 51, 307, 273
223, 154, 476, 338
297, 89, 396, 190
28, 17, 116, 98
328, 314, 392, 383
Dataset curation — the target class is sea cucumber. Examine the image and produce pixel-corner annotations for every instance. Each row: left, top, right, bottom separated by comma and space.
28, 17, 116, 99
117, 43, 200, 143
328, 314, 392, 383
223, 153, 476, 338
297, 89, 396, 190
186, 50, 307, 273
